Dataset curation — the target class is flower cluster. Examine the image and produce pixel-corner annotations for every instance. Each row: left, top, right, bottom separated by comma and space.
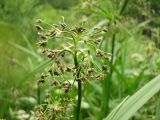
35, 17, 110, 119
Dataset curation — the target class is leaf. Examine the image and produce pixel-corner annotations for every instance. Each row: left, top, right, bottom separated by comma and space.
105, 96, 129, 120
9, 42, 42, 61
104, 75, 160, 120
119, 0, 130, 15
156, 96, 160, 120
25, 59, 52, 78
22, 34, 35, 53
88, 19, 109, 35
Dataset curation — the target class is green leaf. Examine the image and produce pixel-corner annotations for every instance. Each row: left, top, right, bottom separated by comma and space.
104, 75, 160, 120
119, 0, 130, 15
9, 42, 41, 61
105, 96, 129, 120
156, 96, 160, 120
25, 59, 52, 78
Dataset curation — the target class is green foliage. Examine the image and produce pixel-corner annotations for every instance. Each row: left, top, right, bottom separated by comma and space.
34, 17, 109, 119
0, 0, 160, 119
47, 0, 79, 9
0, 29, 24, 119
105, 75, 160, 120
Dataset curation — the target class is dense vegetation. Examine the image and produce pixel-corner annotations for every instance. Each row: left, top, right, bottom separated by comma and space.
0, 0, 160, 119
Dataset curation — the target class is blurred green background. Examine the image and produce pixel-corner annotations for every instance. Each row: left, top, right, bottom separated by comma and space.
0, 0, 160, 119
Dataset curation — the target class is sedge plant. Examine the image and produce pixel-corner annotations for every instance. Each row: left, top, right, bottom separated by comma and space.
35, 17, 110, 119
80, 0, 131, 118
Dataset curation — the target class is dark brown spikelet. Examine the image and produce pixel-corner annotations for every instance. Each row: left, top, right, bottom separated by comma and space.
96, 49, 103, 57
47, 52, 54, 58
96, 74, 103, 81
38, 40, 47, 47
88, 68, 95, 75
54, 71, 60, 76
103, 28, 109, 32
60, 23, 67, 30
73, 27, 85, 34
38, 79, 45, 83
64, 87, 69, 93
61, 52, 65, 57
63, 83, 71, 93
50, 30, 57, 37
36, 19, 42, 24
66, 67, 73, 72
51, 79, 59, 86
94, 38, 101, 45
48, 68, 53, 76
35, 24, 43, 31
102, 65, 108, 71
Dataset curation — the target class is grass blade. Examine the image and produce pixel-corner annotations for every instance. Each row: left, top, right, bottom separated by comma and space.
101, 33, 116, 118
156, 95, 160, 120
104, 75, 160, 120
119, 0, 130, 15
104, 96, 129, 120
27, 59, 52, 78
10, 42, 41, 60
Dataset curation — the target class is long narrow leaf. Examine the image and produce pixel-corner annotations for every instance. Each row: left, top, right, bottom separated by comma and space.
105, 96, 129, 120
104, 75, 160, 120
119, 0, 130, 15
26, 59, 52, 78
10, 42, 41, 60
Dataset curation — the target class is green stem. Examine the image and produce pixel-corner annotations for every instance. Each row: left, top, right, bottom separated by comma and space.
37, 82, 40, 104
102, 33, 116, 118
74, 52, 81, 120
119, 0, 130, 15
77, 80, 81, 120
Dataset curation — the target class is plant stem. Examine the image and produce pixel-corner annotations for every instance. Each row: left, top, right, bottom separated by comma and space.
77, 80, 81, 120
37, 82, 40, 104
102, 33, 116, 117
119, 0, 130, 15
74, 52, 81, 120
